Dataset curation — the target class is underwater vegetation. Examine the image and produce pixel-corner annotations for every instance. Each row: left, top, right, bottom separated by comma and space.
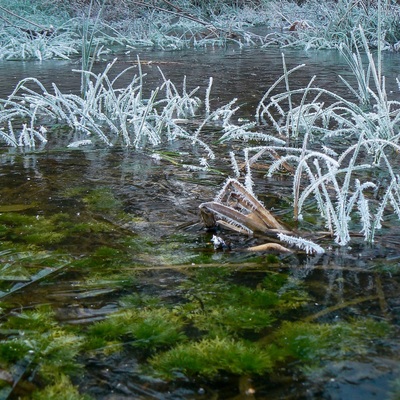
0, 152, 397, 397
85, 308, 186, 352
0, 260, 395, 398
0, 307, 84, 398
30, 374, 91, 400
174, 267, 309, 336
150, 336, 273, 378
0, 1, 399, 398
270, 319, 392, 365
0, 185, 135, 298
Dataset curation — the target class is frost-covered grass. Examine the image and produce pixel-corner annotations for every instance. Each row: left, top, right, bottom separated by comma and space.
2, 26, 400, 249
222, 27, 400, 247
1, 1, 400, 249
263, 0, 400, 50
0, 0, 399, 60
0, 58, 259, 169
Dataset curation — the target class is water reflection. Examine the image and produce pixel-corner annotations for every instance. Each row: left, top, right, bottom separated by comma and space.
0, 46, 370, 111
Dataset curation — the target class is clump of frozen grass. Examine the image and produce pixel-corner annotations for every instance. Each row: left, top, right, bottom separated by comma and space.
1, 0, 400, 57
263, 0, 400, 51
0, 58, 254, 168
68, 3, 264, 52
0, 25, 79, 60
0, 0, 69, 35
218, 27, 400, 247
0, 0, 272, 58
257, 29, 400, 150
262, 136, 400, 245
0, 0, 81, 61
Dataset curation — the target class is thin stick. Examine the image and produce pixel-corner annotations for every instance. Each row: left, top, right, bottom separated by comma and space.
374, 273, 389, 316
66, 262, 384, 274
0, 5, 47, 30
304, 295, 379, 321
130, 1, 209, 26
0, 263, 69, 299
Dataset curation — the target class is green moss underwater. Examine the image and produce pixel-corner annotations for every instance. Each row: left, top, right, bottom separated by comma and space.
0, 260, 395, 398
0, 182, 396, 398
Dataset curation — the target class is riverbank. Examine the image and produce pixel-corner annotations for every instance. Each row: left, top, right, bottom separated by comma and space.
0, 0, 398, 60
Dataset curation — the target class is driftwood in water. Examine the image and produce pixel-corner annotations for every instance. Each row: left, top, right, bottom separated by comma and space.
199, 179, 326, 254
199, 178, 288, 236
246, 243, 293, 253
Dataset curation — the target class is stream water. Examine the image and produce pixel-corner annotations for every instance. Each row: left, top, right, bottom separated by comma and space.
0, 45, 399, 399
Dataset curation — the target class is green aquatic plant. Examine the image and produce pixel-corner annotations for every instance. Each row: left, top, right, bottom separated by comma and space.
82, 188, 122, 213
270, 318, 392, 365
84, 318, 126, 352
194, 304, 275, 334
178, 268, 308, 337
118, 293, 161, 309
0, 212, 65, 246
1, 306, 57, 333
86, 308, 186, 352
0, 307, 83, 381
151, 337, 272, 378
0, 307, 82, 399
31, 374, 91, 400
0, 211, 116, 249
0, 247, 71, 299
83, 270, 136, 289
72, 254, 138, 296
127, 311, 186, 349
71, 245, 138, 281
0, 338, 31, 365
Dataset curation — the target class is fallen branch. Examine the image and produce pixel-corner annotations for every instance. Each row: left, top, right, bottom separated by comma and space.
199, 178, 325, 254
304, 295, 379, 321
200, 178, 286, 234
130, 1, 209, 26
0, 5, 48, 30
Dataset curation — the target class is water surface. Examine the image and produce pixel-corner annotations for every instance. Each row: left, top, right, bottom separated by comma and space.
0, 45, 399, 399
